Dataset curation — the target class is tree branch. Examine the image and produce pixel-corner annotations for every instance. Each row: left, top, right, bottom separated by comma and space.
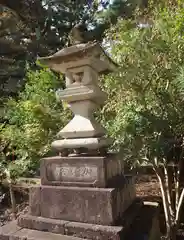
152, 157, 171, 233
175, 188, 184, 227
175, 148, 184, 211
175, 147, 184, 228
164, 164, 175, 220
173, 165, 179, 212
175, 166, 180, 211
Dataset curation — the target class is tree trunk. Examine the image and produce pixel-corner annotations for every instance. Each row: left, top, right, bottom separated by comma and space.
165, 224, 177, 240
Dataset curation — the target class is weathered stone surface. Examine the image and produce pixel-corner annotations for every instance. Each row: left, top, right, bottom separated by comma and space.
29, 186, 41, 216
29, 177, 135, 224
39, 42, 117, 152
1, 221, 85, 240
112, 176, 136, 224
17, 200, 142, 240
57, 99, 106, 139
17, 214, 68, 234
65, 221, 123, 240
38, 42, 117, 74
40, 186, 115, 225
16, 228, 84, 240
35, 182, 135, 225
0, 220, 21, 240
40, 154, 124, 187
57, 84, 107, 105
17, 215, 123, 240
51, 137, 111, 152
1, 201, 160, 240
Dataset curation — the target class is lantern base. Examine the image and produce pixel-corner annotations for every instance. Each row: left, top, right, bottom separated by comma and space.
51, 137, 112, 153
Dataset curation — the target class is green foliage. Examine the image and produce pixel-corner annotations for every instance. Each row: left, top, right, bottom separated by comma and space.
0, 68, 70, 179
0, 0, 140, 97
102, 2, 184, 167
41, 0, 140, 48
102, 7, 184, 236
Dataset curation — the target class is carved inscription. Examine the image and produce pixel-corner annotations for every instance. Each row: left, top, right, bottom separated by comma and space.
46, 163, 98, 182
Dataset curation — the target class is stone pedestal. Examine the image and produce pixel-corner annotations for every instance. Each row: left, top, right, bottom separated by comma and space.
29, 181, 135, 225
12, 153, 138, 240
25, 153, 135, 229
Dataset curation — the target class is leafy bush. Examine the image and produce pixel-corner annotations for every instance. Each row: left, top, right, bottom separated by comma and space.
0, 68, 70, 179
102, 2, 184, 239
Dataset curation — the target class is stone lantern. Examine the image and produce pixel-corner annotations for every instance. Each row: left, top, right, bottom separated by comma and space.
38, 42, 117, 156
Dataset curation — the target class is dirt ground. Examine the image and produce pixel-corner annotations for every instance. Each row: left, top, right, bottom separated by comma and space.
136, 174, 161, 198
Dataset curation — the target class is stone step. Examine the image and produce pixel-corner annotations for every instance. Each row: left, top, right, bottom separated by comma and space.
17, 215, 123, 240
17, 199, 142, 240
0, 221, 85, 240
0, 201, 159, 240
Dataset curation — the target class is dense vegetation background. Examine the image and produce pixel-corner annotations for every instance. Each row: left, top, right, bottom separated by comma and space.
0, 0, 142, 97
